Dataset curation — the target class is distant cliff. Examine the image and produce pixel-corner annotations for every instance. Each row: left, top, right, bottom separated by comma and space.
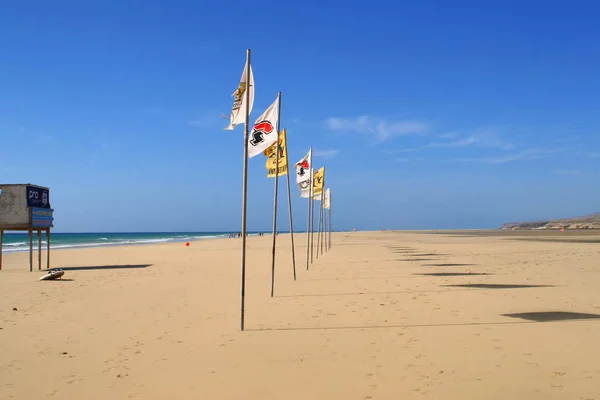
500, 213, 600, 230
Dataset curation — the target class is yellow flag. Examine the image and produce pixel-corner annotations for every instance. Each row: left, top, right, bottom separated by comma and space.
313, 166, 325, 196
264, 129, 288, 178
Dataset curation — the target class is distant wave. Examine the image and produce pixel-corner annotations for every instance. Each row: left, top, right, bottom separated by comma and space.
4, 242, 27, 247
1, 233, 229, 253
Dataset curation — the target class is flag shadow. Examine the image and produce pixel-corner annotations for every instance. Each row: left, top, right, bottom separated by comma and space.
424, 263, 476, 267
414, 272, 492, 277
502, 311, 600, 322
248, 312, 600, 332
276, 288, 474, 298
393, 253, 449, 257
247, 319, 536, 332
305, 275, 443, 281
441, 284, 555, 289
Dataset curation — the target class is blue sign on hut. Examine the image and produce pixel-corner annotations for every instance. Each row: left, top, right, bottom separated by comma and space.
0, 184, 54, 271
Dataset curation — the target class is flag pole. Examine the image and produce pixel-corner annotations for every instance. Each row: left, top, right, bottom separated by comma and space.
310, 171, 315, 264
321, 172, 326, 255
328, 192, 332, 249
317, 172, 325, 257
324, 190, 328, 252
316, 187, 322, 260
240, 48, 251, 331
305, 150, 312, 270
320, 188, 325, 255
270, 91, 282, 297
283, 130, 297, 281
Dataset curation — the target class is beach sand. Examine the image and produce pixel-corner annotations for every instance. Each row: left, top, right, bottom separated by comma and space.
1, 231, 600, 399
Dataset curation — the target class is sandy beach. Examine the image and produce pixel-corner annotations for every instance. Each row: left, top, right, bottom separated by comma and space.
1, 230, 600, 399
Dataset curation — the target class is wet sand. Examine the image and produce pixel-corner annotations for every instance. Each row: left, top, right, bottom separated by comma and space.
1, 231, 600, 399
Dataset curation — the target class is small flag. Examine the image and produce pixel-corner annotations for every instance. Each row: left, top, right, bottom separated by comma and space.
324, 188, 331, 209
224, 59, 254, 130
248, 96, 280, 158
295, 149, 312, 184
313, 167, 325, 197
264, 129, 288, 178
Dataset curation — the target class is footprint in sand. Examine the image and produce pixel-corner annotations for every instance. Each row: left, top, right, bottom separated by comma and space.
67, 376, 82, 384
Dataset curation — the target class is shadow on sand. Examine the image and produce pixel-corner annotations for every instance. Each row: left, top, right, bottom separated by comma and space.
247, 320, 536, 332
399, 253, 449, 257
502, 311, 600, 322
276, 288, 475, 298
39, 278, 75, 282
47, 264, 152, 272
414, 272, 491, 277
424, 263, 476, 267
441, 283, 553, 289
249, 312, 600, 332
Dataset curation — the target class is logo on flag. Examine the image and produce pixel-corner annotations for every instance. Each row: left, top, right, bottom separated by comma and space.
264, 129, 288, 178
248, 96, 280, 158
298, 167, 312, 198
295, 149, 312, 183
250, 121, 275, 146
313, 167, 325, 197
297, 160, 309, 177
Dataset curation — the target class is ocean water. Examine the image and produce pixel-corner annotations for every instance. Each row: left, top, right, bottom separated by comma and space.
0, 232, 255, 253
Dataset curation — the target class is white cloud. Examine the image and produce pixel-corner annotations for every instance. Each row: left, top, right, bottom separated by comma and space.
437, 132, 459, 139
313, 149, 340, 159
383, 145, 428, 154
188, 118, 213, 127
188, 112, 223, 128
433, 130, 513, 150
326, 116, 429, 142
384, 128, 513, 154
445, 148, 563, 164
553, 169, 583, 176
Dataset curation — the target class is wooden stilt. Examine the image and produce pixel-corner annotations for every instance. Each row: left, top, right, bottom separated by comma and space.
29, 228, 33, 272
38, 229, 42, 270
46, 229, 50, 270
0, 230, 3, 271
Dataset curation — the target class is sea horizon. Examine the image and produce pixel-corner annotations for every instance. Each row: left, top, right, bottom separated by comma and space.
0, 231, 247, 253
0, 230, 327, 253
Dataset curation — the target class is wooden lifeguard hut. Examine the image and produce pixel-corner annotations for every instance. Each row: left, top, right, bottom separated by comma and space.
0, 184, 54, 271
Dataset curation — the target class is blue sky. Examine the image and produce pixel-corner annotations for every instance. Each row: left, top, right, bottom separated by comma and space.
1, 0, 599, 232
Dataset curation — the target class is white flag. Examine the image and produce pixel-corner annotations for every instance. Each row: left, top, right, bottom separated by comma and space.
224, 59, 254, 130
324, 188, 331, 209
298, 168, 312, 198
248, 96, 279, 158
295, 149, 312, 183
